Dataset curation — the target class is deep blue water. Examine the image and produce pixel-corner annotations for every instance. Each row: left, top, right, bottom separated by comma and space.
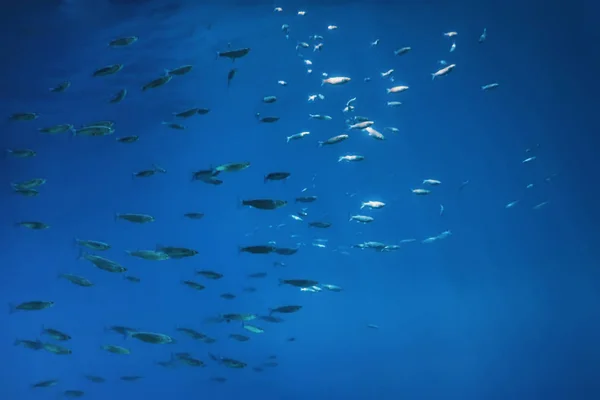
2, 0, 598, 399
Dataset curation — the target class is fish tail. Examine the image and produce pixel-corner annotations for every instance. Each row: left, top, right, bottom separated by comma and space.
8, 303, 16, 314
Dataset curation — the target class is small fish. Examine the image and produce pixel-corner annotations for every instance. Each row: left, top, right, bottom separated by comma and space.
109, 89, 127, 103
257, 115, 280, 123
108, 36, 138, 47
120, 376, 143, 382
240, 245, 276, 254
84, 375, 106, 383
269, 305, 302, 314
182, 280, 206, 290
196, 270, 223, 280
158, 246, 198, 259
394, 46, 411, 56
31, 379, 59, 388
481, 83, 499, 91
115, 213, 155, 223
38, 124, 73, 134
361, 201, 385, 209
386, 85, 409, 94
58, 274, 93, 287
184, 212, 204, 220
63, 390, 84, 398
242, 199, 287, 210
217, 47, 251, 61
13, 188, 38, 197
39, 341, 71, 354
264, 172, 290, 182
15, 221, 50, 230
319, 134, 348, 146
338, 155, 364, 162
49, 81, 70, 92
93, 64, 123, 77
12, 178, 46, 190
74, 125, 114, 137
230, 334, 250, 342
322, 76, 351, 85
116, 135, 139, 143
227, 68, 237, 87
279, 279, 319, 288
7, 148, 36, 157
75, 239, 110, 251
129, 331, 174, 344
9, 112, 38, 121
505, 200, 520, 209
295, 196, 317, 203
162, 122, 185, 130
243, 324, 265, 334
215, 161, 250, 172
42, 327, 71, 341
126, 250, 169, 261
287, 131, 310, 142
309, 114, 332, 120
308, 221, 331, 228
142, 74, 172, 91
349, 215, 373, 223
9, 301, 54, 313
431, 64, 456, 80
173, 108, 201, 118
478, 28, 487, 43
165, 65, 193, 76
102, 345, 130, 354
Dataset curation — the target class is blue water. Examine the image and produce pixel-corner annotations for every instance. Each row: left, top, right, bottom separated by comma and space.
2, 0, 598, 399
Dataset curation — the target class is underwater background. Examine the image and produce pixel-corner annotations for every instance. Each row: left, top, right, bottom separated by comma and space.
2, 0, 598, 399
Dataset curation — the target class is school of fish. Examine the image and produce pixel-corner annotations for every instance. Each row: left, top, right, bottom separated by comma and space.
6, 4, 554, 397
